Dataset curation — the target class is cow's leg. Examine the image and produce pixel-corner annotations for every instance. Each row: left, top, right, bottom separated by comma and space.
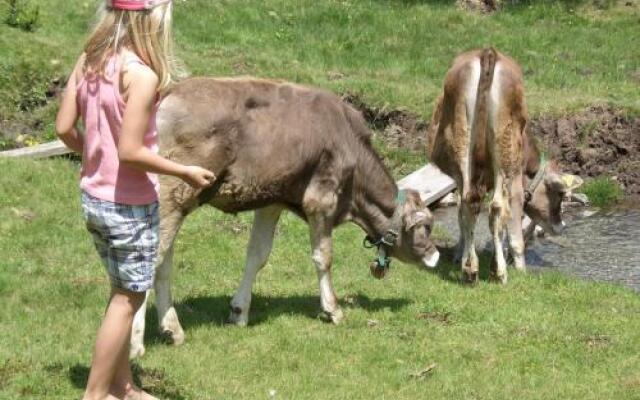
130, 291, 149, 358
508, 177, 526, 271
459, 198, 480, 284
228, 206, 283, 326
452, 194, 465, 264
129, 206, 186, 356
308, 214, 343, 324
154, 207, 188, 345
489, 174, 509, 284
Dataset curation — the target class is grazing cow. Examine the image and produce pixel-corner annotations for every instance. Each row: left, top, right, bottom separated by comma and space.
426, 48, 582, 284
130, 77, 440, 356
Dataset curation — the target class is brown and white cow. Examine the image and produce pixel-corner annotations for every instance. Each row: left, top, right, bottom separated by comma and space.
426, 48, 582, 284
130, 77, 440, 356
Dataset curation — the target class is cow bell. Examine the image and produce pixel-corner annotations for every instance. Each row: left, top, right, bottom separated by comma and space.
369, 260, 389, 279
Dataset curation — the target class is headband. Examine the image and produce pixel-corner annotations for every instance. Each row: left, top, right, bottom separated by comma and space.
110, 0, 172, 10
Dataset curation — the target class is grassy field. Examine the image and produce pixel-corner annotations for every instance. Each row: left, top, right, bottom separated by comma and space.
2, 158, 640, 399
2, 1, 640, 398
0, 0, 639, 150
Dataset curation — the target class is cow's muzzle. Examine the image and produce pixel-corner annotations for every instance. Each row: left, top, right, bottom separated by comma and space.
422, 248, 440, 268
550, 221, 566, 235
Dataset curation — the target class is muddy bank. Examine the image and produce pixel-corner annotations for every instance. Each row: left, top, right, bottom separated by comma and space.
0, 76, 64, 150
530, 106, 640, 197
343, 95, 639, 198
342, 93, 428, 152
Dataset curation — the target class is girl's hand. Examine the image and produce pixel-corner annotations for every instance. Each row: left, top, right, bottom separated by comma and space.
181, 166, 216, 189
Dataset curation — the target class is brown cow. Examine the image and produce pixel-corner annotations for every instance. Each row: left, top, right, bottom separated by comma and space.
130, 77, 440, 356
427, 48, 582, 284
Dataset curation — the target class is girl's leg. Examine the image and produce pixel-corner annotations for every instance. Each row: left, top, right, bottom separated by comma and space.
83, 288, 146, 400
110, 347, 159, 400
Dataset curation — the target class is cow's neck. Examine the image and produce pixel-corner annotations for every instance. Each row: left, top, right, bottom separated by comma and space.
350, 147, 399, 240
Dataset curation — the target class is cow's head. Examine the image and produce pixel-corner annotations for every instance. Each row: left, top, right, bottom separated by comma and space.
524, 162, 583, 235
387, 189, 440, 269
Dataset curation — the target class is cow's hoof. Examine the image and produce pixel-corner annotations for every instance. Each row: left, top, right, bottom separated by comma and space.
227, 308, 249, 327
318, 308, 344, 324
461, 271, 479, 285
513, 259, 527, 272
129, 343, 145, 359
160, 307, 185, 345
330, 308, 345, 324
490, 272, 508, 285
160, 327, 185, 346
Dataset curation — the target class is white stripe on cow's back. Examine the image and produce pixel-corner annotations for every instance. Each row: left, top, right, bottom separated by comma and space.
463, 57, 481, 195
489, 61, 503, 141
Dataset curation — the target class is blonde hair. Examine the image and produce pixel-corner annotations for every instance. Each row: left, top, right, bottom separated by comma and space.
83, 1, 178, 90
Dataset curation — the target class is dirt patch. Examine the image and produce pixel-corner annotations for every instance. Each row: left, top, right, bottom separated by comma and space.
0, 75, 64, 150
456, 0, 501, 14
530, 105, 640, 196
342, 93, 427, 152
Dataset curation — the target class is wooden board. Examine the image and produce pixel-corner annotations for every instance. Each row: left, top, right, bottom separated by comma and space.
397, 164, 457, 206
0, 140, 72, 159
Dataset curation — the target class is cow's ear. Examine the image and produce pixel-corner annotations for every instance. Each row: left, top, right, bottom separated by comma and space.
561, 174, 583, 191
545, 173, 566, 192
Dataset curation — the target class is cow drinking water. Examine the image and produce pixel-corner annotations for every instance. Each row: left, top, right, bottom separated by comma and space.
426, 48, 582, 284
130, 77, 440, 356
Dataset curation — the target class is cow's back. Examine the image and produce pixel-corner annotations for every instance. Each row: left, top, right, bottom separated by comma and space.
427, 49, 527, 194
427, 50, 483, 188
156, 77, 368, 213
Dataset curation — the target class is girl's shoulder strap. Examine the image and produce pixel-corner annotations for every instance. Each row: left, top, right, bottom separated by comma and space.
118, 51, 160, 102
73, 53, 88, 88
121, 51, 149, 70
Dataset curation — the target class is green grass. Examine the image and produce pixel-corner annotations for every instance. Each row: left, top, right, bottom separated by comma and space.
581, 176, 623, 207
1, 2, 639, 398
0, 0, 639, 148
2, 157, 640, 399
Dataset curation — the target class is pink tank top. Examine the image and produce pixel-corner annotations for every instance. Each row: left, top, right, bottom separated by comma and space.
76, 54, 159, 205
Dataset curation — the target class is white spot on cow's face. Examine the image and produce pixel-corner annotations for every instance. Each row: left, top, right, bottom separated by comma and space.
526, 170, 569, 235
551, 221, 566, 235
392, 190, 439, 268
422, 250, 440, 268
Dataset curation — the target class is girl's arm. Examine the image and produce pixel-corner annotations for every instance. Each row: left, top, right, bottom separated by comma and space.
55, 57, 84, 153
117, 63, 215, 188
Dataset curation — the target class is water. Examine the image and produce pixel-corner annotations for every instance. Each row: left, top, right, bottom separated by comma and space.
432, 206, 640, 292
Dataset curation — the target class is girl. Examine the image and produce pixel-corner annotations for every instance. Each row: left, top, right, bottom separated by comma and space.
55, 1, 214, 399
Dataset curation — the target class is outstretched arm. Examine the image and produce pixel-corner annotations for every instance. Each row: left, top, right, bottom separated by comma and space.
117, 63, 215, 189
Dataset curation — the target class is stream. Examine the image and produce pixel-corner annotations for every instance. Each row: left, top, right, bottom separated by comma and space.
432, 205, 640, 292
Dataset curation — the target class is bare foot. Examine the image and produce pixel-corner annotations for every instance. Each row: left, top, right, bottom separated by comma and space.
124, 386, 159, 400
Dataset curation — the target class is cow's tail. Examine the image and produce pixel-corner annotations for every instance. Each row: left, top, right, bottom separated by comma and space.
470, 47, 498, 196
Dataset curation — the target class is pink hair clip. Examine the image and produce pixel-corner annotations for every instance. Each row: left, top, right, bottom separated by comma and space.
110, 0, 172, 10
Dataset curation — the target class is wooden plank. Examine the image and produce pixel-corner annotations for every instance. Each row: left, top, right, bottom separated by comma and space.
0, 140, 72, 159
397, 164, 457, 206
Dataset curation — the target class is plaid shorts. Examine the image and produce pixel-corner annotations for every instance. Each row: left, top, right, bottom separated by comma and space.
81, 191, 159, 292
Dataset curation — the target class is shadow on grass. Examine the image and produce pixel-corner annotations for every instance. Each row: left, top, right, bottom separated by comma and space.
67, 363, 187, 399
432, 245, 497, 283
142, 293, 411, 344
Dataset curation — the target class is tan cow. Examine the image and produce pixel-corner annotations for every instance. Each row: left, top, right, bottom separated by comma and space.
427, 48, 582, 284
130, 77, 440, 356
